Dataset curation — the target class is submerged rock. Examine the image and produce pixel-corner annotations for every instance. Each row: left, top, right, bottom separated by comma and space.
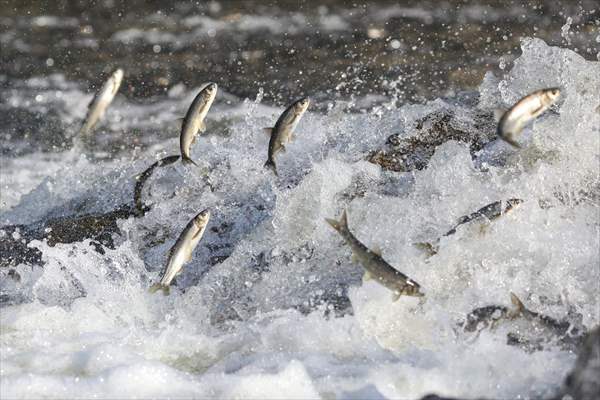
368, 109, 496, 172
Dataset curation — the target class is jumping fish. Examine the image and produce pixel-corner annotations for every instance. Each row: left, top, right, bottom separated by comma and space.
149, 209, 210, 295
133, 155, 181, 216
180, 83, 218, 165
79, 68, 123, 137
497, 88, 561, 148
415, 198, 523, 257
326, 210, 424, 301
463, 293, 585, 351
264, 97, 310, 176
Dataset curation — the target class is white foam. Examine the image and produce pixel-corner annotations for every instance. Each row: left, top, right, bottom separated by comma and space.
1, 39, 598, 399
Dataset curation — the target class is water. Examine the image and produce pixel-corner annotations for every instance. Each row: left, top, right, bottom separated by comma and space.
1, 2, 600, 399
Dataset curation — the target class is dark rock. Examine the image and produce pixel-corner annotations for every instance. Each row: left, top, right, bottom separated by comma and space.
368, 109, 496, 172
561, 326, 600, 400
0, 205, 136, 268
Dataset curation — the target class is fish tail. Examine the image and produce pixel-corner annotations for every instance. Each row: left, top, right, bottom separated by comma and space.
500, 135, 522, 149
413, 242, 438, 257
325, 209, 349, 233
182, 156, 199, 167
264, 159, 278, 176
149, 283, 170, 295
509, 292, 526, 316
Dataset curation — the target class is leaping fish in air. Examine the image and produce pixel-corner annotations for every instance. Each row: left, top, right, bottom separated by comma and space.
264, 97, 310, 176
326, 210, 424, 301
180, 83, 218, 166
149, 209, 210, 295
497, 88, 561, 148
79, 68, 123, 137
414, 198, 523, 257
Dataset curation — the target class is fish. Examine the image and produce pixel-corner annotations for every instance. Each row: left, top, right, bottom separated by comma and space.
133, 155, 181, 216
149, 209, 210, 295
497, 88, 561, 148
414, 198, 523, 257
264, 97, 310, 176
79, 68, 124, 137
325, 210, 424, 301
463, 293, 585, 351
180, 83, 218, 166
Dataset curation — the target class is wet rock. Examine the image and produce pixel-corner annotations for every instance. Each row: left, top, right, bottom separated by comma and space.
560, 326, 600, 400
368, 109, 496, 172
0, 205, 135, 268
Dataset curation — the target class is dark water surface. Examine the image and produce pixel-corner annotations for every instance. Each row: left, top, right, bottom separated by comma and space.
1, 0, 598, 104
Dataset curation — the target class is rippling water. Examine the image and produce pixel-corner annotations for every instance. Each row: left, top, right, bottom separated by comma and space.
1, 2, 599, 399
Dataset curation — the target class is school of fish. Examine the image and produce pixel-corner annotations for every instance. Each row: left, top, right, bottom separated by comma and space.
75, 68, 564, 318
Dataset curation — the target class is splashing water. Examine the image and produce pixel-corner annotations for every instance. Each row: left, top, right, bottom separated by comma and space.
1, 38, 599, 399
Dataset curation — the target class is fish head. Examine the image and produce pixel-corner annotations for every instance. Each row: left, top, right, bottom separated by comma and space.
505, 198, 524, 211
111, 69, 124, 93
400, 279, 424, 297
542, 87, 561, 105
202, 83, 218, 101
294, 97, 310, 115
193, 209, 211, 229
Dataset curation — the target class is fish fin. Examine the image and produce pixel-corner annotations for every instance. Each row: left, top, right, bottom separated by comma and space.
279, 144, 287, 153
500, 135, 522, 149
199, 121, 206, 132
182, 156, 199, 167
288, 132, 295, 143
371, 245, 382, 257
413, 242, 438, 257
192, 227, 205, 240
493, 108, 506, 122
363, 271, 372, 281
263, 127, 273, 136
509, 292, 526, 317
351, 252, 359, 263
392, 292, 402, 302
478, 221, 491, 235
149, 283, 170, 295
325, 210, 348, 233
264, 160, 278, 176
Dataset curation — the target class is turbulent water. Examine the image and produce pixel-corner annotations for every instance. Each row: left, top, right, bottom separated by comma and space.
1, 8, 600, 400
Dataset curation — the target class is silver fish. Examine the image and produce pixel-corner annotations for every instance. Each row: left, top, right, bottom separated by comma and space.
326, 210, 424, 301
79, 68, 123, 137
497, 88, 561, 148
264, 97, 310, 176
415, 198, 523, 257
149, 209, 210, 295
180, 83, 218, 166
463, 293, 584, 351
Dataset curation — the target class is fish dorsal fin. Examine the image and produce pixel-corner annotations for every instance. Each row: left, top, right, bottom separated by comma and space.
371, 245, 382, 257
263, 127, 273, 136
510, 292, 526, 315
493, 108, 506, 122
363, 271, 372, 281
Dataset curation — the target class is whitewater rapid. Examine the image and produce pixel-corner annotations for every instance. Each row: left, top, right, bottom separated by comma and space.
0, 38, 599, 399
